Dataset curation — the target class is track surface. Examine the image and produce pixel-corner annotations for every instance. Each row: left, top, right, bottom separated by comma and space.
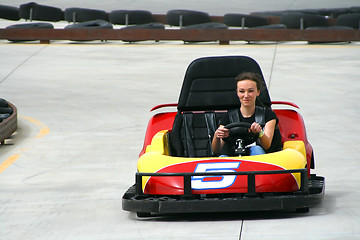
1, 1, 360, 239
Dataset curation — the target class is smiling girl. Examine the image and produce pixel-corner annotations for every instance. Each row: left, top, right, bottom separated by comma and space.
212, 72, 282, 156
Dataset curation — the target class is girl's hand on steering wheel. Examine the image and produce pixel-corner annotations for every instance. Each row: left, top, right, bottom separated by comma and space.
250, 122, 262, 134
215, 125, 229, 139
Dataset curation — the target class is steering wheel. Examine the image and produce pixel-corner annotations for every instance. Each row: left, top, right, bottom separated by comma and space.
224, 122, 258, 147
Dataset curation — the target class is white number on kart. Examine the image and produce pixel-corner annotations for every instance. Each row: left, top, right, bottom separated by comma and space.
191, 162, 240, 190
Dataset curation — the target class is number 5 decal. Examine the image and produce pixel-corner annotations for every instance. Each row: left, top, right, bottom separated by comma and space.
191, 162, 240, 190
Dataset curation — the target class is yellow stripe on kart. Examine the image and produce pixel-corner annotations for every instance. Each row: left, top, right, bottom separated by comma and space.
138, 130, 307, 191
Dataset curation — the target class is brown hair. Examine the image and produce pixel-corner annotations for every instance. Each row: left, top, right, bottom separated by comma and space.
235, 72, 263, 91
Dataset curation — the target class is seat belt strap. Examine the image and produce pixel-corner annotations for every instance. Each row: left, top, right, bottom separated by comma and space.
228, 107, 265, 127
255, 106, 266, 127
228, 108, 240, 123
204, 112, 216, 156
182, 113, 195, 157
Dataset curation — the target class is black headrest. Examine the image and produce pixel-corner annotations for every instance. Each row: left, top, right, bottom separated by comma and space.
177, 56, 272, 111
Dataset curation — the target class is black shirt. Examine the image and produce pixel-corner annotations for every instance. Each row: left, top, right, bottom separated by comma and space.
217, 108, 282, 156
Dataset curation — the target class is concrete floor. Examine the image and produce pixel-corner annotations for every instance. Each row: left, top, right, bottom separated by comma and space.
1, 1, 360, 239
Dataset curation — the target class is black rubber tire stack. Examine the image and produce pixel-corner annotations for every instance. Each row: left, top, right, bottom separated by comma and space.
0, 4, 20, 21
109, 10, 153, 25
19, 2, 63, 22
64, 7, 108, 23
0, 99, 12, 123
224, 13, 268, 28
166, 9, 211, 26
280, 13, 328, 29
5, 22, 54, 41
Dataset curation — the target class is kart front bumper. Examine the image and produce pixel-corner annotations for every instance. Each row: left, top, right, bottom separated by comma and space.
122, 170, 325, 216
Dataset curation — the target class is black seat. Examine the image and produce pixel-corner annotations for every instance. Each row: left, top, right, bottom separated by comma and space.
169, 56, 271, 157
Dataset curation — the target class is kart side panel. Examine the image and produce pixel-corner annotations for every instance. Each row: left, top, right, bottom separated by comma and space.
274, 109, 314, 172
139, 111, 176, 156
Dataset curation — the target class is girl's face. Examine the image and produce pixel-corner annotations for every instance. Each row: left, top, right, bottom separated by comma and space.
237, 80, 260, 107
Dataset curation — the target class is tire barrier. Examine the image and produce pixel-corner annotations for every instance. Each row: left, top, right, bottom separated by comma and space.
181, 22, 228, 43
121, 23, 165, 42
64, 20, 112, 41
251, 7, 356, 18
224, 14, 268, 28
1, 3, 360, 44
109, 10, 153, 25
280, 13, 328, 29
306, 25, 354, 44
0, 99, 17, 145
337, 13, 360, 29
19, 2, 63, 22
5, 22, 53, 41
0, 4, 20, 21
166, 9, 211, 26
65, 20, 113, 29
64, 7, 108, 23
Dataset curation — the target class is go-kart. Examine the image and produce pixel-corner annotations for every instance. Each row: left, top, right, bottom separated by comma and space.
122, 56, 325, 217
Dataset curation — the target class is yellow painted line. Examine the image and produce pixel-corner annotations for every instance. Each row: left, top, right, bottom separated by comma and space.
0, 116, 49, 174
20, 116, 50, 138
0, 153, 21, 174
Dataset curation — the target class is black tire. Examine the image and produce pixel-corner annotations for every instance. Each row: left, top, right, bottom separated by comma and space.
19, 2, 63, 22
224, 14, 268, 27
166, 9, 211, 26
350, 7, 360, 14
250, 11, 286, 17
0, 113, 10, 122
121, 22, 165, 29
0, 108, 13, 114
64, 7, 108, 23
5, 23, 54, 41
251, 24, 287, 29
0, 99, 8, 108
109, 10, 153, 25
280, 13, 328, 29
65, 20, 113, 29
313, 8, 334, 17
0, 4, 20, 21
182, 22, 228, 29
337, 13, 360, 29
329, 8, 352, 18
6, 22, 54, 29
18, 2, 36, 20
